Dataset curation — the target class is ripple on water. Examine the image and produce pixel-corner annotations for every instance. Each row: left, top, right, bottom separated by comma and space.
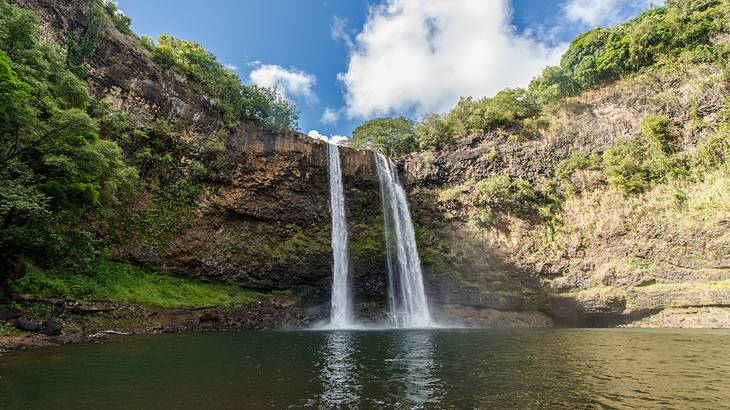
1, 329, 730, 409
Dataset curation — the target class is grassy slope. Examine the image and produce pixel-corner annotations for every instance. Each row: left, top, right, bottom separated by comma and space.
11, 260, 266, 308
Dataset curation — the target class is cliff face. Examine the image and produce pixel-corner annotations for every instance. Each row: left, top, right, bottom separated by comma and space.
6, 0, 376, 319
404, 63, 730, 327
115, 127, 389, 314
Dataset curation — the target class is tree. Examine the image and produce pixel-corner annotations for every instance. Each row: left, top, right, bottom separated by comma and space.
415, 113, 454, 151
350, 117, 417, 157
0, 0, 138, 286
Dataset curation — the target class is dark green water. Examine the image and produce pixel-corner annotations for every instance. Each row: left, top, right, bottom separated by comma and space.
1, 329, 729, 409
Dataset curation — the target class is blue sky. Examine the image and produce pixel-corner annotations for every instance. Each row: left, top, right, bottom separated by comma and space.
116, 0, 653, 139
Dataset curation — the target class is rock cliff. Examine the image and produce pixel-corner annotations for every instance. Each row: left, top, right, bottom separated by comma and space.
404, 62, 730, 327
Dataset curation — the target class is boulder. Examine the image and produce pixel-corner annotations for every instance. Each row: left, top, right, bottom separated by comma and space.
0, 308, 23, 321
13, 319, 42, 332
42, 319, 63, 335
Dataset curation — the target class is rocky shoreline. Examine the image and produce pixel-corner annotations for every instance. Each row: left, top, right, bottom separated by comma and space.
0, 297, 313, 352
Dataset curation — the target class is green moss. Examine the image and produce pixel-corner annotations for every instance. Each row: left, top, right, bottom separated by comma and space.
261, 224, 330, 270
11, 260, 265, 308
349, 221, 385, 257
114, 178, 200, 249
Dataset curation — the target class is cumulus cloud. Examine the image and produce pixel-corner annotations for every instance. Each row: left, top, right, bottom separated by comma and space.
337, 0, 566, 119
320, 107, 340, 125
249, 64, 317, 102
563, 0, 655, 27
308, 130, 349, 145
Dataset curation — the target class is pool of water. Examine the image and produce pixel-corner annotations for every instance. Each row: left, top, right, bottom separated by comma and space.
1, 328, 729, 408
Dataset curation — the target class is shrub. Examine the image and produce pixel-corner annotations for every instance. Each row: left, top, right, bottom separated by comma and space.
641, 114, 680, 154
100, 0, 132, 34
468, 209, 494, 229
528, 66, 578, 106
451, 89, 540, 136
556, 153, 602, 181
695, 132, 730, 170
603, 139, 660, 194
475, 175, 538, 218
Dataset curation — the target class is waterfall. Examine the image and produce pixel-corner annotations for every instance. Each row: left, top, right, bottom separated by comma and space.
328, 143, 353, 327
374, 153, 433, 328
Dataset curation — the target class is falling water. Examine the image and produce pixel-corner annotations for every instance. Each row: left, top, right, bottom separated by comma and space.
374, 153, 433, 328
328, 143, 353, 328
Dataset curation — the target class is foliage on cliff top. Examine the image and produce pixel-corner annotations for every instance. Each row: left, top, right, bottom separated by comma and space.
140, 34, 299, 130
0, 0, 138, 277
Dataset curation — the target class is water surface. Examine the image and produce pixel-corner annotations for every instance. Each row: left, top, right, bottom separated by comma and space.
1, 329, 729, 409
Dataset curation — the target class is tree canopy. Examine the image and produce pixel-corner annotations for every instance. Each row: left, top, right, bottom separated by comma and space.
350, 117, 417, 158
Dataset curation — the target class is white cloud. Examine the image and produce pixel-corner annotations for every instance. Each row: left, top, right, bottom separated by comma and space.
331, 16, 354, 48
224, 63, 238, 71
563, 0, 655, 27
320, 107, 340, 125
249, 64, 317, 102
308, 130, 349, 145
337, 0, 566, 119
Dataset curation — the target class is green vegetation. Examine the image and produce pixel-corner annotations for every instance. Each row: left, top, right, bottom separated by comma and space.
261, 224, 331, 271
0, 1, 138, 279
114, 178, 200, 250
350, 116, 417, 157
12, 260, 264, 308
100, 0, 132, 34
141, 34, 298, 130
0, 0, 298, 307
604, 115, 685, 194
471, 175, 538, 226
0, 0, 305, 306
66, 0, 134, 76
415, 89, 543, 152
437, 174, 545, 228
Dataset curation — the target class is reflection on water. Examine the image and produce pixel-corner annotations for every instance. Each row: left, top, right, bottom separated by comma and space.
387, 331, 443, 408
319, 330, 443, 408
319, 331, 360, 407
2, 329, 730, 409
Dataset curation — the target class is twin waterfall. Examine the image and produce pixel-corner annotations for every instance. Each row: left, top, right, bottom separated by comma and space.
374, 154, 432, 328
327, 143, 432, 329
328, 143, 353, 328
